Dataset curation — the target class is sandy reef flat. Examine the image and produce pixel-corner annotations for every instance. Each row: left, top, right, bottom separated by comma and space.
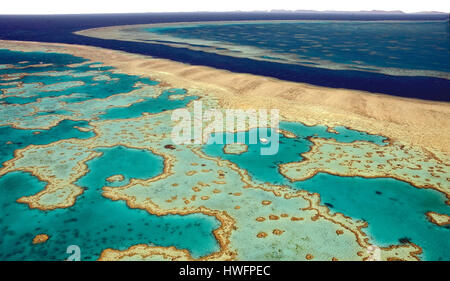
0, 40, 449, 261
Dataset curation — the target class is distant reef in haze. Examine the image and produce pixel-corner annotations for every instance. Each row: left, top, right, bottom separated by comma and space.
267, 10, 448, 15
269, 10, 448, 15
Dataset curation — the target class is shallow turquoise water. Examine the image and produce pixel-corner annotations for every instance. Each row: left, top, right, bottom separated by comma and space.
0, 146, 220, 260
280, 122, 387, 146
293, 174, 450, 261
98, 88, 197, 120
203, 122, 387, 185
0, 48, 86, 68
146, 21, 450, 73
0, 120, 94, 165
0, 49, 159, 106
0, 50, 220, 261
0, 49, 197, 122
202, 122, 450, 260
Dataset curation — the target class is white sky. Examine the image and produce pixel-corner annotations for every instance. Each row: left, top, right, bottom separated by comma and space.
0, 0, 449, 14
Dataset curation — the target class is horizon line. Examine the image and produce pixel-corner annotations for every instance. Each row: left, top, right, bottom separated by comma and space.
0, 10, 448, 16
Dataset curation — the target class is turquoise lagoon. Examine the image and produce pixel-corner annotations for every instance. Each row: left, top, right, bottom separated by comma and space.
0, 49, 218, 260
0, 49, 158, 105
0, 49, 197, 120
204, 122, 387, 185
0, 120, 94, 165
0, 146, 220, 261
202, 122, 450, 260
98, 88, 197, 120
297, 174, 450, 261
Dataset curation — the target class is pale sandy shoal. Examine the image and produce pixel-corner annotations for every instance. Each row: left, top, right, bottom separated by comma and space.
0, 40, 449, 156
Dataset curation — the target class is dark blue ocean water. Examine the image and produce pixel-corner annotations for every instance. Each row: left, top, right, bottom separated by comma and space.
0, 12, 449, 101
